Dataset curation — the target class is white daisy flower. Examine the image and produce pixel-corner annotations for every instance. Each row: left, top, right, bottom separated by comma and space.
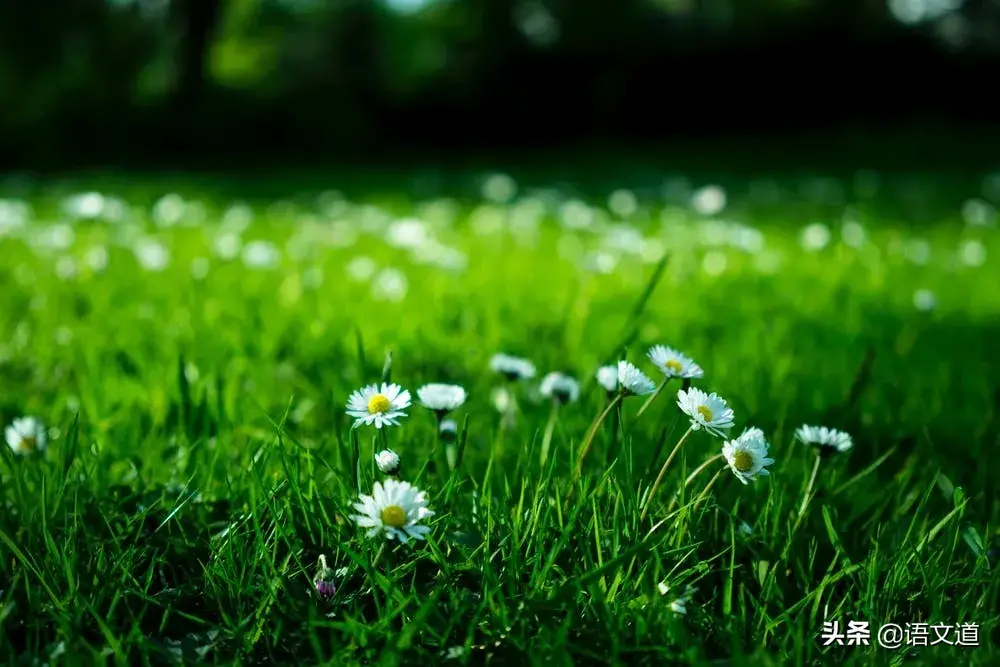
5, 416, 47, 455
375, 449, 401, 475
647, 345, 704, 380
722, 427, 775, 484
595, 365, 618, 393
657, 582, 697, 615
417, 383, 467, 415
350, 479, 434, 543
617, 360, 656, 396
345, 383, 411, 429
489, 353, 536, 381
795, 425, 853, 453
676, 387, 734, 436
539, 372, 580, 403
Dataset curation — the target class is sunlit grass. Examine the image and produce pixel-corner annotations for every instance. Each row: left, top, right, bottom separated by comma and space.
0, 172, 998, 664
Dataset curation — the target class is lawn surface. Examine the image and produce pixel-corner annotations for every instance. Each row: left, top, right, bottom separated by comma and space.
1, 164, 998, 665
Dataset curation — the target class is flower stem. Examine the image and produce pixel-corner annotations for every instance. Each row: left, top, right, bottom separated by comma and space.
640, 426, 694, 522
797, 451, 822, 519
350, 428, 361, 493
540, 400, 560, 469
573, 392, 624, 481
666, 453, 724, 513
604, 395, 624, 465
692, 466, 726, 506
635, 377, 671, 419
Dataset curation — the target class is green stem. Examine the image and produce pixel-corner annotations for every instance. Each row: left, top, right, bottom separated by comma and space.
666, 453, 724, 512
539, 400, 560, 469
797, 451, 822, 520
351, 428, 361, 493
692, 467, 726, 507
635, 377, 671, 419
640, 426, 693, 522
573, 392, 624, 481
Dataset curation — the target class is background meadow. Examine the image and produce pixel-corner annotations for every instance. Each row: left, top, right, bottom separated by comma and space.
5, 0, 1000, 663
1, 166, 999, 664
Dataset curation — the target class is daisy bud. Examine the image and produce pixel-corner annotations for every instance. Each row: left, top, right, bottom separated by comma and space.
439, 418, 459, 444
539, 372, 580, 404
313, 554, 336, 598
375, 449, 401, 475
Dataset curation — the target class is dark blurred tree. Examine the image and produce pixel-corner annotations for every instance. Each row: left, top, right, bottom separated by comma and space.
170, 0, 227, 108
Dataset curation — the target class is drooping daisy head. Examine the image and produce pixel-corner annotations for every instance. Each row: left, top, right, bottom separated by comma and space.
345, 383, 411, 429
595, 365, 618, 393
616, 360, 656, 396
489, 353, 536, 381
5, 416, 47, 456
647, 345, 704, 380
539, 372, 581, 404
722, 427, 775, 484
375, 449, 401, 475
417, 383, 467, 415
795, 425, 853, 454
313, 554, 336, 598
350, 479, 435, 544
676, 387, 734, 437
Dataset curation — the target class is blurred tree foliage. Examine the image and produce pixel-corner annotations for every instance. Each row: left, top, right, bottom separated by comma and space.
0, 0, 996, 165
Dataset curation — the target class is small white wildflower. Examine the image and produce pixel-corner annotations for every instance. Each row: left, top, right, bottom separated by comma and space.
417, 383, 467, 415
617, 360, 655, 396
134, 239, 170, 272
345, 383, 411, 429
691, 185, 726, 216
676, 387, 734, 436
795, 425, 853, 453
5, 416, 47, 456
350, 479, 434, 543
213, 232, 242, 260
960, 239, 987, 267
375, 449, 401, 475
595, 365, 619, 393
647, 345, 704, 380
913, 288, 937, 312
444, 646, 468, 660
481, 173, 517, 203
722, 427, 775, 484
800, 223, 831, 252
490, 353, 536, 381
372, 267, 408, 302
539, 372, 580, 403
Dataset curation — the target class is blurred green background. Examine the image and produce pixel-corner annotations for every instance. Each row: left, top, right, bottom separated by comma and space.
3, 0, 1000, 168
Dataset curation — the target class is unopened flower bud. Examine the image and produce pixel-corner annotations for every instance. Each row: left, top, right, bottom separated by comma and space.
375, 449, 400, 475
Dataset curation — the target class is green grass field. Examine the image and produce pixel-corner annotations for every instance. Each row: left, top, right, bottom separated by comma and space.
1, 167, 998, 665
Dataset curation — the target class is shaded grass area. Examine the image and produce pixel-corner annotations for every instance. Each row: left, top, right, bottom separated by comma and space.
0, 170, 998, 665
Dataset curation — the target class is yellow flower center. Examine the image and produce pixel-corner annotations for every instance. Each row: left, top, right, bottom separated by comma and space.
666, 359, 683, 373
733, 450, 754, 473
380, 505, 407, 528
696, 405, 713, 421
20, 435, 37, 452
368, 394, 391, 414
